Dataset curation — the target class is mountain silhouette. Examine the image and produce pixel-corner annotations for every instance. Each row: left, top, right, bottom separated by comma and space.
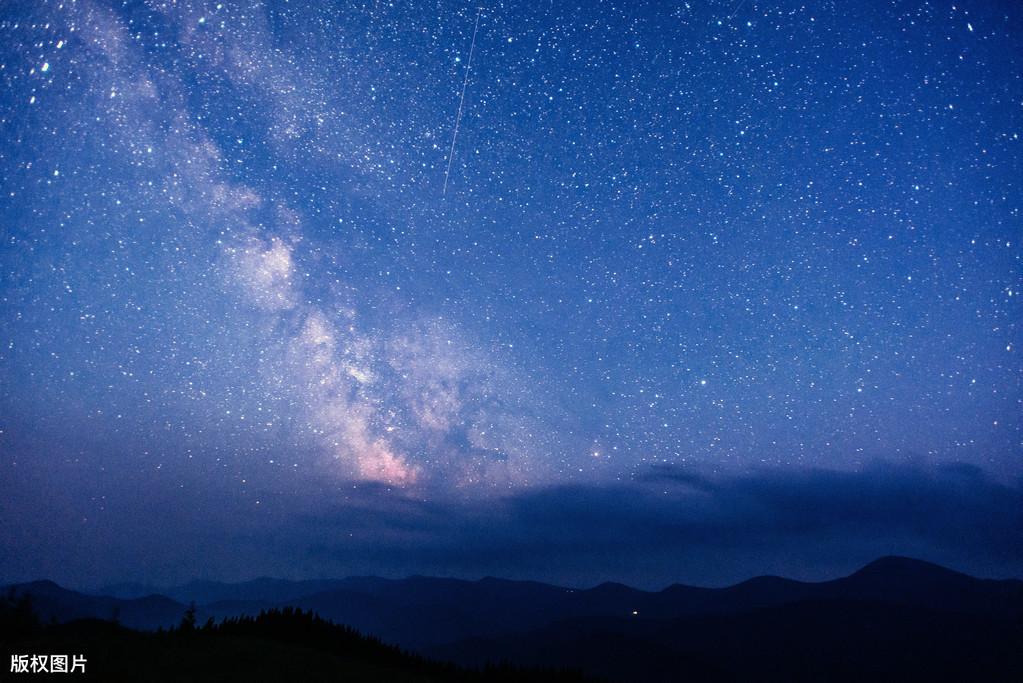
2, 579, 184, 630
4, 557, 1020, 681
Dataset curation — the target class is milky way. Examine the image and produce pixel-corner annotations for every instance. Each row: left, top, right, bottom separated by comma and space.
0, 1, 1020, 586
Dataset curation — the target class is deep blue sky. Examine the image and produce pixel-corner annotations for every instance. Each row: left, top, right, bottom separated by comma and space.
1, 0, 1020, 589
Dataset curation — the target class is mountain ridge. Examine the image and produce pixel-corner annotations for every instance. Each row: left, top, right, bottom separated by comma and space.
5, 555, 1020, 637
74, 554, 1019, 602
5, 556, 1021, 681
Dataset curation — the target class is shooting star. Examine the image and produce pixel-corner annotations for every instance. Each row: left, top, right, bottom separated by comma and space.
443, 8, 483, 196
727, 0, 748, 21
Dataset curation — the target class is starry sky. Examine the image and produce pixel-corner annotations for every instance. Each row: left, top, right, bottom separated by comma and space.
1, 0, 1020, 589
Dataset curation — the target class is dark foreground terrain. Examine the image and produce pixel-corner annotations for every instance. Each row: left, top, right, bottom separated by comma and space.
2, 557, 1021, 681
0, 603, 587, 682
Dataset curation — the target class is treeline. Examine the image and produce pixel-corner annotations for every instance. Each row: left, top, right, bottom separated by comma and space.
2, 592, 592, 682
1, 589, 43, 640
165, 605, 463, 676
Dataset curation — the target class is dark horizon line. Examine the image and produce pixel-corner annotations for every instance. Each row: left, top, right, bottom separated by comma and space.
8, 554, 1022, 600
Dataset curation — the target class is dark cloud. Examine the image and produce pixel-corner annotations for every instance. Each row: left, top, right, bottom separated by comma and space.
294, 461, 1023, 588
1, 458, 1019, 589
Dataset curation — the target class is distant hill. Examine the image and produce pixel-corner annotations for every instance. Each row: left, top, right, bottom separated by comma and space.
4, 557, 1021, 681
1, 580, 185, 630
101, 577, 353, 605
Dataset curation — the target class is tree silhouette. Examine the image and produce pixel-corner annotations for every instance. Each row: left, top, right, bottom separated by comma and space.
178, 601, 197, 633
0, 589, 41, 640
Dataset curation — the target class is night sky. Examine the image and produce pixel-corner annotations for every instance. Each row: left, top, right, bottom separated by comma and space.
1, 0, 1020, 590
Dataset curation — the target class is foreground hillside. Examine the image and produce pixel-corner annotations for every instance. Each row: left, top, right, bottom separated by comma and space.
431, 598, 1022, 682
0, 603, 587, 682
